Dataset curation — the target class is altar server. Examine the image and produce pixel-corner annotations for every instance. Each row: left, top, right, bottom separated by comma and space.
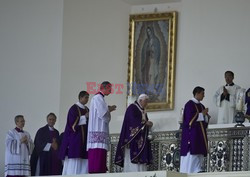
214, 71, 241, 123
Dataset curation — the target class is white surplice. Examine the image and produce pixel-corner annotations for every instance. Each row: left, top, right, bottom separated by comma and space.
87, 93, 110, 151
5, 129, 33, 177
214, 84, 241, 124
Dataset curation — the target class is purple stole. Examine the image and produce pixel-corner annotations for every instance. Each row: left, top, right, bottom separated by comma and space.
15, 127, 24, 133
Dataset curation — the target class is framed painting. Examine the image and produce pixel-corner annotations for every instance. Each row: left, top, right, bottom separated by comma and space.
127, 12, 177, 111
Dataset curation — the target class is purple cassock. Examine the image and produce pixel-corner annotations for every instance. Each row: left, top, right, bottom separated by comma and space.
115, 101, 153, 167
180, 100, 208, 157
30, 125, 62, 176
59, 104, 88, 160
245, 88, 250, 116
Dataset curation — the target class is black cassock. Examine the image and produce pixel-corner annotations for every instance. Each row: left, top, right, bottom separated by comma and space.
30, 125, 62, 176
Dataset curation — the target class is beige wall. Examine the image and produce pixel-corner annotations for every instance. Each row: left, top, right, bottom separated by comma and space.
59, 0, 131, 132
60, 0, 250, 134
0, 0, 63, 175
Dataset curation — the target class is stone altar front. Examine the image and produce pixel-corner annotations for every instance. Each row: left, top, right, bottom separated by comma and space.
108, 124, 250, 173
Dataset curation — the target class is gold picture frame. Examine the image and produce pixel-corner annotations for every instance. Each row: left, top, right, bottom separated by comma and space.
127, 12, 177, 111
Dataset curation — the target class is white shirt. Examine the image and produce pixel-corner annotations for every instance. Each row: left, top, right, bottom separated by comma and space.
76, 102, 87, 125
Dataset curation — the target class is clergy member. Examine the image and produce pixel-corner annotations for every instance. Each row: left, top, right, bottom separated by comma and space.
87, 81, 116, 173
115, 94, 153, 172
180, 86, 210, 173
214, 71, 241, 124
5, 115, 34, 177
30, 113, 62, 176
59, 91, 90, 175
245, 88, 250, 119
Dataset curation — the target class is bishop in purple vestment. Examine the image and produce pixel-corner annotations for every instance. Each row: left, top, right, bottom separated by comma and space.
180, 86, 210, 173
30, 113, 62, 176
115, 94, 153, 172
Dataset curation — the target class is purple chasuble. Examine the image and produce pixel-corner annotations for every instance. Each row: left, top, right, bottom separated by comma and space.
180, 100, 208, 157
115, 101, 153, 167
59, 104, 88, 159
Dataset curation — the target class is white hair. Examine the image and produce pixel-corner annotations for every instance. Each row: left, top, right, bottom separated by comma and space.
137, 94, 149, 102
